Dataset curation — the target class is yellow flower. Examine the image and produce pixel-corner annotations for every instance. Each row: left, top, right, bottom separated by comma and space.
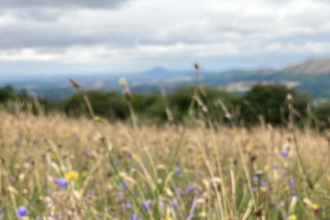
63, 133, 70, 138
312, 203, 319, 209
82, 171, 87, 177
288, 214, 297, 220
50, 153, 57, 160
162, 217, 173, 220
93, 116, 100, 121
66, 170, 79, 182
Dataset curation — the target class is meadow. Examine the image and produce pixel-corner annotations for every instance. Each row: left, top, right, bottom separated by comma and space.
1, 77, 330, 220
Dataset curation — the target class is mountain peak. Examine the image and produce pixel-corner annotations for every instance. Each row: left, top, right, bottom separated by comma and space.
281, 57, 330, 74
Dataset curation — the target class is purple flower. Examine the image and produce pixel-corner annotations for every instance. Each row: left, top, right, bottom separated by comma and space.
126, 203, 132, 209
189, 201, 198, 217
252, 176, 259, 184
128, 153, 132, 159
280, 149, 288, 157
119, 182, 128, 191
16, 206, 28, 219
130, 213, 141, 220
282, 170, 287, 176
280, 200, 285, 207
172, 199, 179, 208
273, 164, 279, 170
8, 175, 14, 183
116, 193, 125, 203
159, 201, 165, 210
176, 188, 183, 196
55, 178, 68, 188
289, 179, 296, 188
97, 212, 102, 219
142, 200, 151, 210
114, 160, 120, 166
252, 187, 257, 193
175, 167, 181, 175
187, 185, 194, 193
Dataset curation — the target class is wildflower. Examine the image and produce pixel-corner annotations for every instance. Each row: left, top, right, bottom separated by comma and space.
55, 178, 68, 188
176, 188, 183, 196
126, 203, 132, 209
189, 201, 198, 217
130, 213, 141, 220
163, 217, 174, 220
280, 200, 286, 207
82, 171, 87, 177
187, 185, 194, 193
282, 170, 287, 176
175, 167, 181, 175
289, 179, 296, 188
252, 187, 257, 193
159, 201, 165, 210
252, 176, 259, 184
128, 153, 132, 159
116, 193, 125, 203
280, 149, 288, 157
65, 170, 79, 182
142, 200, 151, 210
273, 164, 279, 170
114, 160, 120, 166
288, 214, 297, 220
16, 206, 28, 219
172, 199, 179, 208
119, 182, 128, 191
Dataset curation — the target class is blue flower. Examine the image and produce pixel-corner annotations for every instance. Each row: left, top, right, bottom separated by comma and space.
172, 199, 179, 208
175, 167, 181, 175
16, 206, 28, 219
252, 176, 259, 183
176, 188, 183, 196
142, 200, 151, 210
280, 149, 288, 157
114, 160, 120, 166
130, 213, 141, 220
55, 178, 68, 188
119, 182, 128, 191
187, 185, 194, 193
289, 179, 296, 188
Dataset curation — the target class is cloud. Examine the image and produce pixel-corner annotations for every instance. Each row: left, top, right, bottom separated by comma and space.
1, 0, 330, 73
0, 0, 129, 9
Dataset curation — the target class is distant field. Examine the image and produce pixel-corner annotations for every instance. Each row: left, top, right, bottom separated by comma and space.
0, 109, 329, 219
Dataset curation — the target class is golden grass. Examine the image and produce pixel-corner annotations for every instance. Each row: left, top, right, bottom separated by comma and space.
1, 110, 330, 219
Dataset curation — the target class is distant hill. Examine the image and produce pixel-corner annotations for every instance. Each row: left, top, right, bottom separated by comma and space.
281, 58, 330, 74
201, 58, 330, 99
3, 57, 330, 101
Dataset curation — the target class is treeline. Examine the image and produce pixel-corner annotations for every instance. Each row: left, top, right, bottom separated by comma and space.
1, 84, 330, 129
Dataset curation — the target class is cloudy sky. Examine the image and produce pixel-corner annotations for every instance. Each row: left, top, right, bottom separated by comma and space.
0, 0, 330, 74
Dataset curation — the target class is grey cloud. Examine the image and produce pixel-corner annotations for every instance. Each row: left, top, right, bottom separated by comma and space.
0, 0, 130, 9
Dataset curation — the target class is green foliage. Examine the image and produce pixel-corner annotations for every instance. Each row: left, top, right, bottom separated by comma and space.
244, 84, 311, 126
62, 90, 129, 120
2, 83, 330, 129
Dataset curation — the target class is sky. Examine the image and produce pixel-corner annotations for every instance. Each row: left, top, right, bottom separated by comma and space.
1, 0, 330, 74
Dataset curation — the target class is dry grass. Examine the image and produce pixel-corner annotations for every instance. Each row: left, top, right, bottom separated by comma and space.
0, 110, 330, 219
